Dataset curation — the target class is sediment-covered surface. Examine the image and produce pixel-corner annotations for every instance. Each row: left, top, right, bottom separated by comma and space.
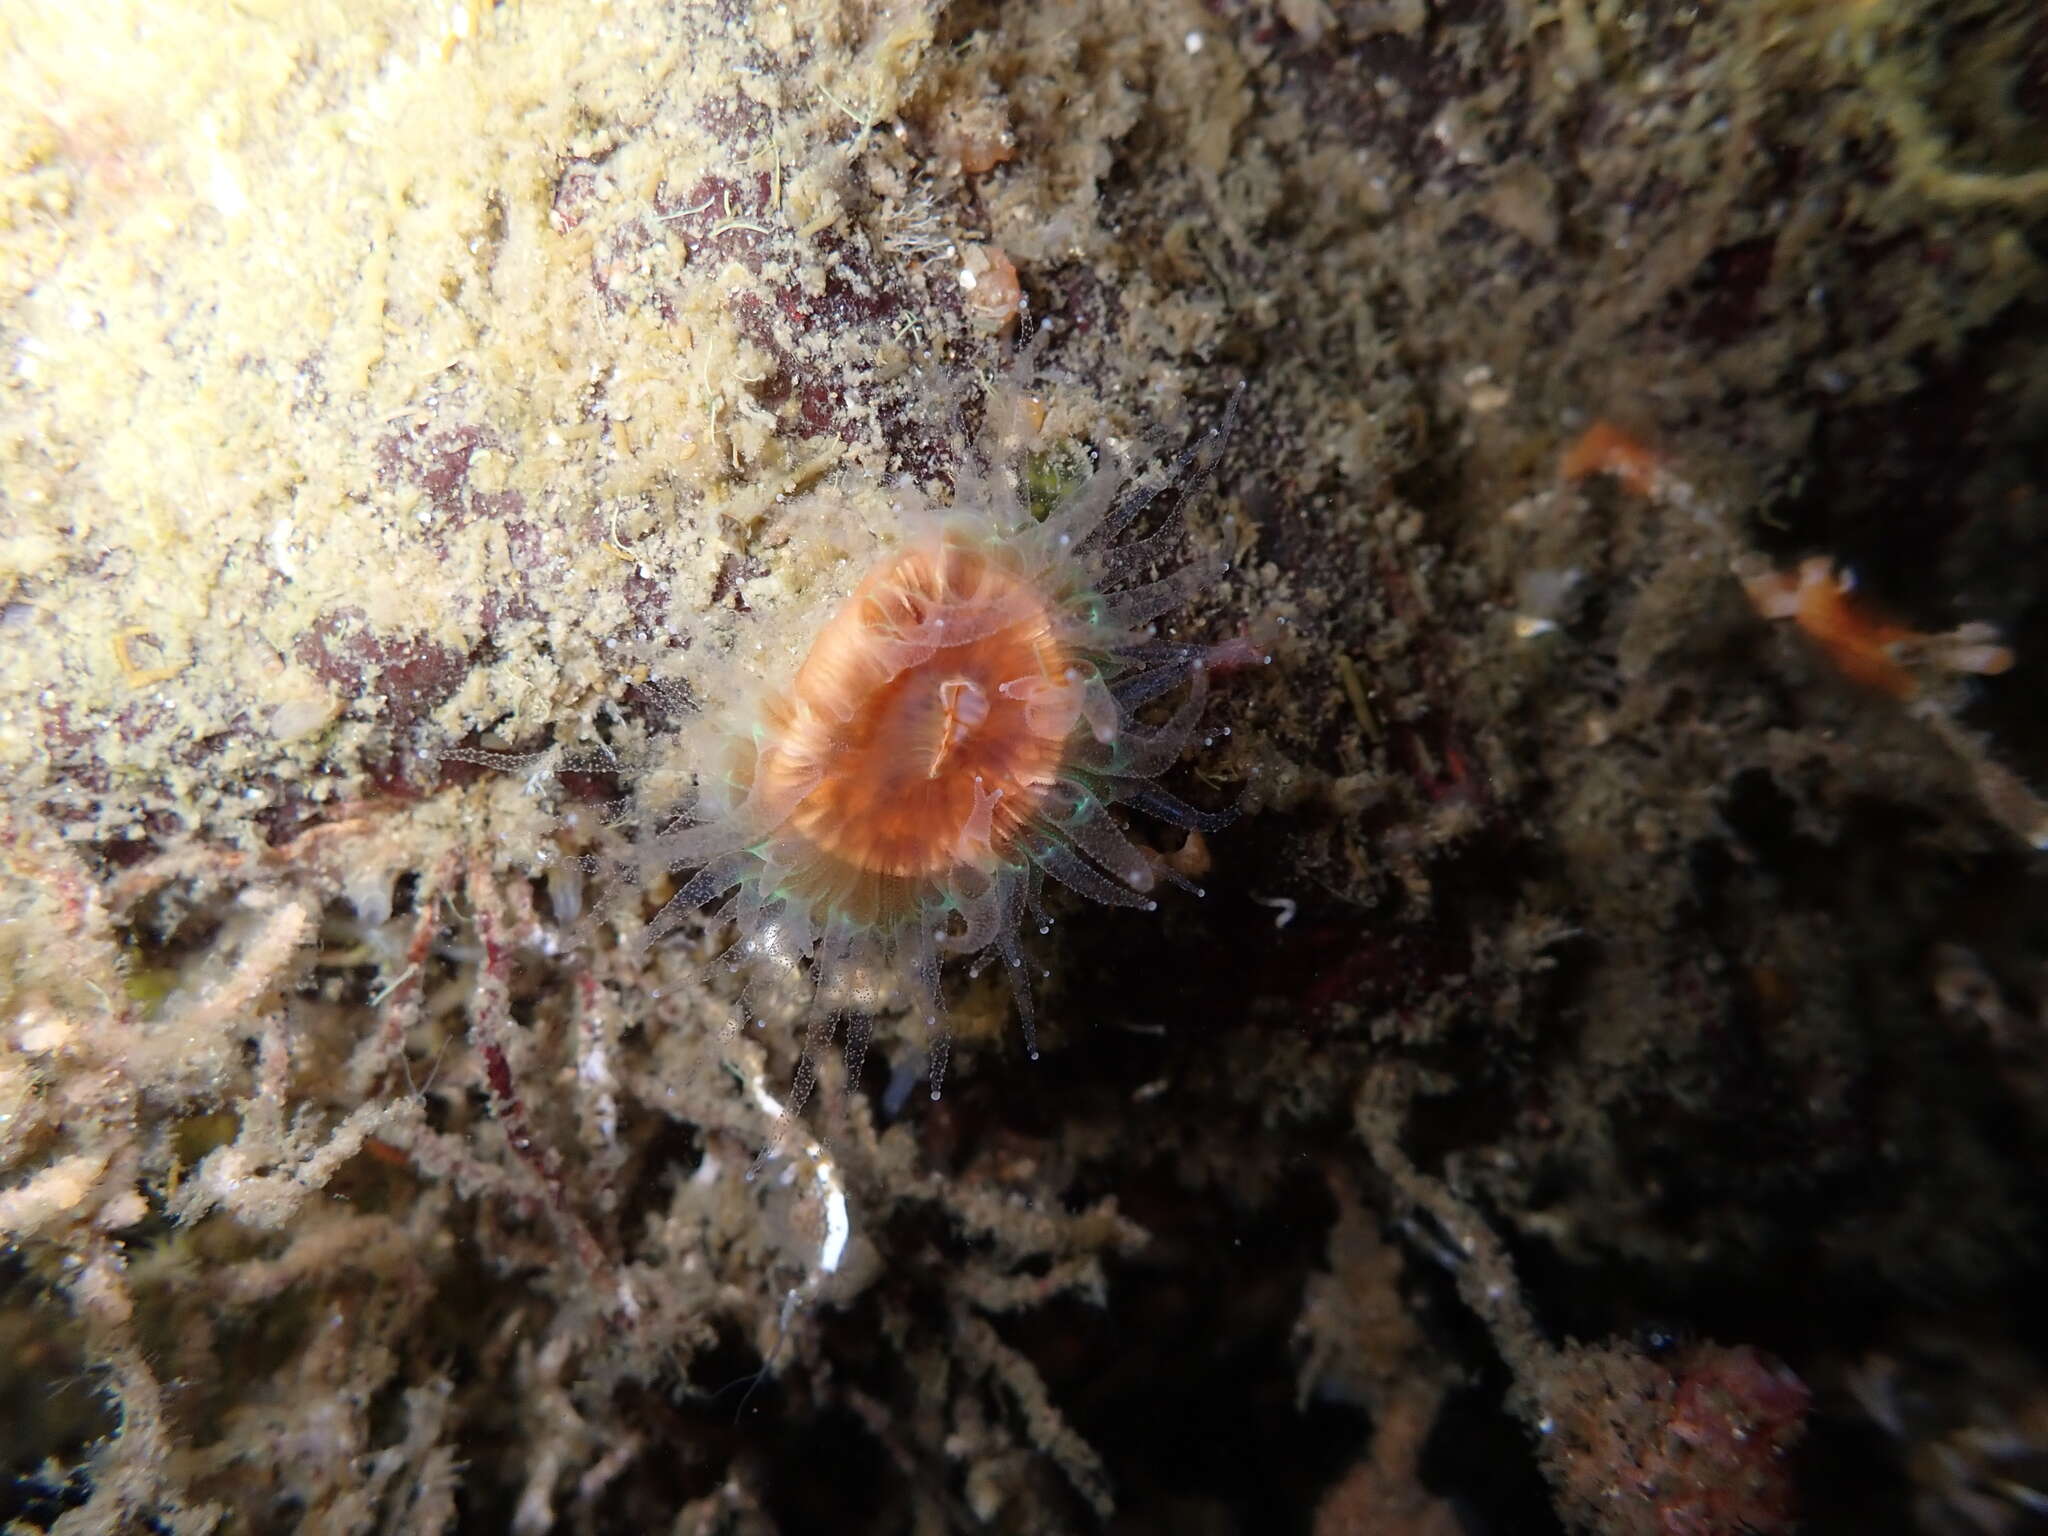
3, 0, 2046, 1531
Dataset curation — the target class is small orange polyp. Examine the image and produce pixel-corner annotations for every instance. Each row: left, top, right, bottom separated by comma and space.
1742, 556, 2014, 700
1560, 419, 1663, 498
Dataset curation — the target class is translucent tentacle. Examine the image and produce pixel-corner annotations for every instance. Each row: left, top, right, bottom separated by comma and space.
1075, 669, 1119, 743
925, 1014, 952, 1102
1110, 660, 1198, 713
1079, 473, 1170, 552
1030, 838, 1156, 910
1076, 665, 1210, 777
641, 816, 744, 872
900, 915, 951, 1100
1121, 783, 1238, 834
1098, 552, 1228, 631
946, 868, 1002, 953
1023, 863, 1053, 933
1080, 385, 1239, 554
999, 671, 1091, 738
645, 746, 816, 866
786, 1008, 836, 1124
638, 850, 754, 948
1037, 442, 1129, 553
1094, 517, 1190, 586
436, 746, 554, 774
842, 1012, 874, 1094
997, 907, 1039, 1061
1061, 803, 1158, 895
729, 872, 771, 938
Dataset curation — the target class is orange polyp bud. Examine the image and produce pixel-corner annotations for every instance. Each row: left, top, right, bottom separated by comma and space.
960, 245, 1023, 334
1771, 557, 1918, 698
1740, 556, 2015, 701
1560, 419, 1664, 498
931, 98, 1016, 175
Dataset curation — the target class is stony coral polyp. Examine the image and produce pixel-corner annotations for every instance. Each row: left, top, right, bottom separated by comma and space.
640, 406, 1248, 1099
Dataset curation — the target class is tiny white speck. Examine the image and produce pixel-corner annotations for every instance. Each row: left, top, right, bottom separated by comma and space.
1184, 29, 1204, 52
1252, 894, 1297, 929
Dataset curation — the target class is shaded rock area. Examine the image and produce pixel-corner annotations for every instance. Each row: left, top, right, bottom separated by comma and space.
2, 0, 2046, 1532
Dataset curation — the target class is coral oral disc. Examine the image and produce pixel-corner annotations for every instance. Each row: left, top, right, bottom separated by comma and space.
765, 532, 1076, 889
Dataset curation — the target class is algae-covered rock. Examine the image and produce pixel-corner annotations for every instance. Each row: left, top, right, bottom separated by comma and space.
2, 0, 2045, 1530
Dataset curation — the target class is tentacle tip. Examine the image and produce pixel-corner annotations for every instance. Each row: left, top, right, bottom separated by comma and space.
928, 1087, 943, 1102
1027, 1048, 1041, 1062
1143, 900, 1159, 912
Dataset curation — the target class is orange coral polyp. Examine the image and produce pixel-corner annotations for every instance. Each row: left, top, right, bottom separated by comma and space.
1559, 419, 1664, 498
767, 533, 1078, 885
1742, 556, 2015, 701
631, 406, 1252, 1096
